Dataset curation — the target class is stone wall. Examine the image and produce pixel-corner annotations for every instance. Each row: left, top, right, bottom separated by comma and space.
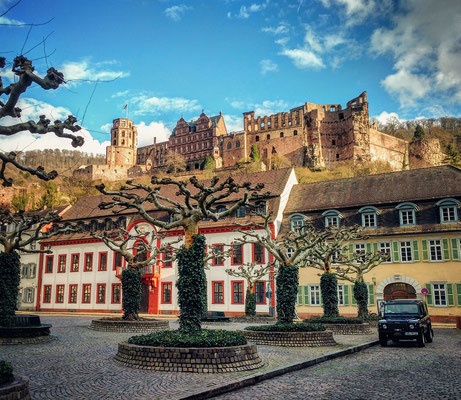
320, 323, 372, 335
369, 129, 408, 170
239, 330, 337, 347
409, 139, 445, 169
88, 318, 169, 333
115, 342, 263, 373
0, 377, 30, 400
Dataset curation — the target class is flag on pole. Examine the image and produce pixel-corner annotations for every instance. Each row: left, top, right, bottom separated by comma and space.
123, 104, 128, 110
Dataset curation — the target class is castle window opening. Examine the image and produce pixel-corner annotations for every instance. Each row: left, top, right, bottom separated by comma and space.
336, 154, 339, 159
122, 121, 125, 127
339, 113, 344, 120
331, 106, 335, 111
236, 141, 240, 148
293, 130, 298, 136
122, 140, 125, 145
322, 107, 325, 112
280, 132, 284, 138
227, 142, 232, 150
113, 140, 116, 145
267, 134, 271, 140
195, 163, 199, 169
255, 135, 260, 142
332, 140, 336, 145
289, 121, 292, 126
122, 131, 125, 137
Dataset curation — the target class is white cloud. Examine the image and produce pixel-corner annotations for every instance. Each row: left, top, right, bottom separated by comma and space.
319, 0, 382, 25
371, 0, 461, 107
111, 90, 130, 99
279, 48, 324, 69
229, 100, 245, 109
261, 23, 289, 35
234, 1, 268, 18
100, 123, 112, 133
131, 95, 201, 116
0, 67, 15, 82
275, 37, 289, 46
223, 114, 243, 132
0, 98, 109, 155
136, 121, 171, 146
60, 59, 130, 86
254, 100, 290, 116
164, 5, 192, 21
260, 59, 278, 75
373, 111, 405, 126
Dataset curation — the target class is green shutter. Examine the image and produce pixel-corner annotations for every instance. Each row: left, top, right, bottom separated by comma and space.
351, 285, 357, 305
456, 283, 461, 307
451, 239, 460, 261
447, 284, 454, 306
373, 242, 378, 253
297, 286, 303, 305
343, 285, 350, 306
392, 241, 400, 262
425, 283, 433, 306
442, 239, 450, 261
412, 240, 420, 261
366, 243, 372, 253
348, 244, 354, 258
368, 284, 375, 306
303, 286, 310, 305
421, 240, 429, 261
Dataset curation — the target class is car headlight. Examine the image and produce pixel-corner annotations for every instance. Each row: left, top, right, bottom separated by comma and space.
382, 324, 387, 329
409, 324, 414, 329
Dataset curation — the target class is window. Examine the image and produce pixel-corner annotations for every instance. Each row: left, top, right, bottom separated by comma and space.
280, 132, 284, 138
232, 281, 244, 304
400, 241, 413, 262
255, 201, 266, 216
359, 206, 379, 228
255, 135, 259, 142
97, 284, 106, 304
227, 142, 232, 150
354, 243, 366, 263
69, 285, 78, 304
429, 239, 443, 261
433, 283, 447, 306
436, 198, 459, 223
163, 247, 173, 268
310, 285, 321, 305
113, 252, 123, 270
212, 244, 224, 266
322, 210, 341, 227
290, 214, 305, 232
98, 252, 108, 271
379, 242, 392, 262
212, 281, 224, 304
71, 254, 79, 272
23, 287, 35, 303
231, 243, 243, 265
112, 284, 121, 304
255, 281, 266, 304
253, 243, 265, 264
161, 282, 172, 304
236, 205, 246, 218
45, 255, 53, 273
293, 130, 298, 136
236, 141, 240, 148
216, 205, 227, 220
337, 284, 344, 306
43, 285, 52, 303
332, 140, 336, 145
57, 255, 66, 273
82, 284, 91, 303
396, 202, 418, 226
84, 253, 93, 272
56, 285, 65, 303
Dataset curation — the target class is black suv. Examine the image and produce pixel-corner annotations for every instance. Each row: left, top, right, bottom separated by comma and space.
378, 299, 433, 347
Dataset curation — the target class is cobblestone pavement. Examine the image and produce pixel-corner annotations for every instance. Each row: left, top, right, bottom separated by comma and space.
2, 316, 376, 400
214, 328, 461, 400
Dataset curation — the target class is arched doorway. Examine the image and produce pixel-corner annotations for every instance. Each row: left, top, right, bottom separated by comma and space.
383, 283, 417, 300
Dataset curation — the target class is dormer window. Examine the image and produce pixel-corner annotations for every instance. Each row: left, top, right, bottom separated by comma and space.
236, 205, 246, 218
254, 201, 266, 216
290, 214, 306, 232
436, 198, 459, 223
396, 202, 418, 226
322, 210, 342, 227
358, 206, 380, 228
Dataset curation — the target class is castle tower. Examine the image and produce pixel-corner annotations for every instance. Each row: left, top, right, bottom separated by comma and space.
106, 118, 138, 167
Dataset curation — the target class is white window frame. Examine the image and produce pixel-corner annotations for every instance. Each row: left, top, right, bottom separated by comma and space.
400, 240, 413, 262
358, 206, 379, 228
436, 198, 460, 223
290, 214, 306, 232
432, 283, 447, 307
379, 242, 392, 263
337, 284, 344, 306
309, 285, 321, 306
322, 210, 342, 228
429, 239, 443, 262
23, 287, 34, 303
354, 243, 366, 263
396, 202, 418, 226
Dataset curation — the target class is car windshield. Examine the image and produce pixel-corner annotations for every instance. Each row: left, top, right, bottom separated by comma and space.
384, 303, 419, 314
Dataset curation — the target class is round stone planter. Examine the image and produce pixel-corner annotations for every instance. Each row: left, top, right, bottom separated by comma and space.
239, 329, 337, 347
0, 335, 52, 345
0, 376, 31, 400
115, 342, 264, 373
0, 315, 52, 345
321, 323, 372, 335
89, 318, 169, 333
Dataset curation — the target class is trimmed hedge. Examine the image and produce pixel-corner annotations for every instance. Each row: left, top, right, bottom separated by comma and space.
304, 316, 364, 325
0, 360, 14, 386
0, 252, 20, 325
128, 329, 247, 348
121, 268, 142, 320
245, 323, 326, 332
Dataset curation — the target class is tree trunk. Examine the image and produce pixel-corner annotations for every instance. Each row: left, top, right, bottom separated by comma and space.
0, 252, 21, 326
276, 263, 299, 324
245, 286, 256, 316
184, 222, 198, 249
121, 266, 142, 321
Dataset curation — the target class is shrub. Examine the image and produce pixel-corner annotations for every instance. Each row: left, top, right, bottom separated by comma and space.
276, 265, 298, 324
353, 282, 369, 319
0, 252, 21, 325
245, 323, 325, 332
245, 290, 256, 316
304, 316, 364, 325
128, 329, 247, 348
121, 268, 142, 320
0, 360, 14, 386
320, 273, 339, 317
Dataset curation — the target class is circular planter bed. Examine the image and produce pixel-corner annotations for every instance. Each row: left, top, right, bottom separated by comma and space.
0, 315, 51, 345
0, 376, 30, 400
0, 335, 52, 345
89, 318, 169, 333
239, 329, 336, 347
230, 316, 276, 324
115, 342, 263, 372
318, 323, 372, 335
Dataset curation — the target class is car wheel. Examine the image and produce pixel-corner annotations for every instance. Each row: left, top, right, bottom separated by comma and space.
425, 327, 433, 343
417, 331, 425, 347
379, 334, 387, 347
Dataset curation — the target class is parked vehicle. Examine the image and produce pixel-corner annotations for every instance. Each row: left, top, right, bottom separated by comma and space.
378, 300, 433, 347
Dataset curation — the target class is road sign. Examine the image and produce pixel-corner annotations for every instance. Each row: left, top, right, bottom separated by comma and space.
421, 288, 429, 295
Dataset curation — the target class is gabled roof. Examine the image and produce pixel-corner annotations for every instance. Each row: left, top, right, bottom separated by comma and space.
285, 165, 461, 214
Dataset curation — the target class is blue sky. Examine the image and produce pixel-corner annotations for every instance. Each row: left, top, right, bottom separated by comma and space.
1, 0, 460, 154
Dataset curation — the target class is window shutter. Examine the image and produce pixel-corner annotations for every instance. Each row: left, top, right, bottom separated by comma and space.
351, 285, 357, 305
421, 240, 429, 261
442, 239, 450, 261
22, 290, 27, 302
447, 284, 454, 306
297, 286, 303, 305
451, 239, 460, 261
456, 283, 461, 307
425, 283, 433, 306
343, 285, 350, 306
303, 286, 310, 305
366, 243, 372, 253
373, 242, 378, 253
31, 263, 36, 278
392, 242, 399, 262
368, 284, 375, 306
412, 241, 420, 261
